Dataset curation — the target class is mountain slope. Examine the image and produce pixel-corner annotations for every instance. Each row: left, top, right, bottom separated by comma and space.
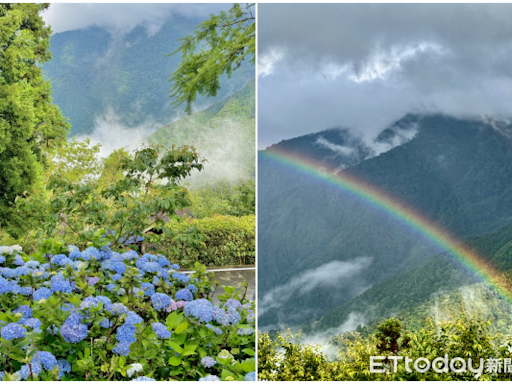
308, 220, 512, 333
258, 114, 512, 328
43, 17, 254, 136
127, 79, 255, 187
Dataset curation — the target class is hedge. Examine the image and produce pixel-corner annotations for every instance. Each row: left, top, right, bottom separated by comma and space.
151, 215, 255, 268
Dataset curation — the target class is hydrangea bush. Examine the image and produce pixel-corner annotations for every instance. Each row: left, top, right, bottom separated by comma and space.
0, 239, 255, 381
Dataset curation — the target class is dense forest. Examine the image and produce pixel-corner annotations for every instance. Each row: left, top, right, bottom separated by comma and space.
42, 17, 254, 136
259, 114, 512, 329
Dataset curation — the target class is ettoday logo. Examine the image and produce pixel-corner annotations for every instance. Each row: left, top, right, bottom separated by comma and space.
370, 355, 512, 379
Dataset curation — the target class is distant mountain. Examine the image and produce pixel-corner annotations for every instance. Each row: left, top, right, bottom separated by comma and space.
43, 16, 254, 136
258, 114, 512, 329
127, 79, 255, 187
307, 220, 512, 333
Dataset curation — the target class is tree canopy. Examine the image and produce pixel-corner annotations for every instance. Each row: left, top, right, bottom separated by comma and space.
0, 3, 69, 226
168, 3, 255, 114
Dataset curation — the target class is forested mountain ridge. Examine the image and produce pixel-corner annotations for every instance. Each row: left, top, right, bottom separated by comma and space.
42, 16, 254, 136
307, 219, 512, 333
259, 113, 512, 329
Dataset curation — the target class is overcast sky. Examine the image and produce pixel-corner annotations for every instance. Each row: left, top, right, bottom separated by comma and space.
42, 3, 229, 34
258, 4, 512, 149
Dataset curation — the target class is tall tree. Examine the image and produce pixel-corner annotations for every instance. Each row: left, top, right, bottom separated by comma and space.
0, 3, 69, 226
168, 3, 255, 114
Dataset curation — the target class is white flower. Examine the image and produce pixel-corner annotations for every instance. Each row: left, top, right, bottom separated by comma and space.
127, 363, 144, 377
12, 245, 22, 253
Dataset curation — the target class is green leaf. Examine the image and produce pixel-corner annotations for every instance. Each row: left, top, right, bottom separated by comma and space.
168, 356, 182, 366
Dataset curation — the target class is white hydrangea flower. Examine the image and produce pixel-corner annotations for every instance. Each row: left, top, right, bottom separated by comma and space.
127, 363, 144, 377
12, 245, 22, 253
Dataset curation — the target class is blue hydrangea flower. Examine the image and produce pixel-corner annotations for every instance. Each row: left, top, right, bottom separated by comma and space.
1, 323, 26, 340
245, 372, 256, 381
142, 262, 159, 273
187, 284, 198, 294
50, 276, 72, 294
200, 356, 216, 368
151, 293, 171, 311
32, 351, 57, 371
122, 250, 139, 260
184, 299, 213, 323
100, 319, 113, 328
25, 260, 39, 269
113, 262, 126, 275
52, 254, 71, 266
14, 305, 33, 319
20, 361, 42, 380
106, 283, 116, 292
141, 283, 155, 297
125, 311, 143, 325
115, 323, 136, 344
88, 277, 100, 286
198, 375, 220, 381
151, 322, 171, 339
132, 377, 156, 381
0, 276, 11, 294
225, 299, 242, 311
157, 268, 169, 280
175, 288, 193, 302
111, 303, 129, 315
68, 248, 82, 260
117, 288, 126, 296
112, 273, 123, 281
81, 247, 100, 261
22, 318, 42, 333
57, 359, 71, 380
0, 371, 4, 381
157, 256, 170, 268
170, 264, 180, 270
152, 276, 160, 285
60, 312, 88, 343
206, 324, 223, 336
19, 287, 33, 296
0, 255, 5, 264
237, 328, 254, 336
113, 341, 132, 356
14, 255, 25, 266
172, 273, 190, 284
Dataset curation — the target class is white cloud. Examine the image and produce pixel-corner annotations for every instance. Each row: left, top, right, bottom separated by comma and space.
315, 136, 356, 156
258, 49, 284, 77
259, 258, 372, 316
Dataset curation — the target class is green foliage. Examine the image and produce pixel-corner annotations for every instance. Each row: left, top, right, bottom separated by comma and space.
168, 3, 255, 114
258, 330, 329, 381
189, 179, 255, 219
16, 145, 204, 251
260, 310, 512, 381
0, 3, 69, 226
156, 215, 255, 268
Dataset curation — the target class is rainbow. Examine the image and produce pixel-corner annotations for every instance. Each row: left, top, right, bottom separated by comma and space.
260, 147, 512, 303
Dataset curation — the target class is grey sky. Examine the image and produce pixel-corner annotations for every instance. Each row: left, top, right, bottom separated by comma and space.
258, 4, 512, 148
42, 3, 229, 34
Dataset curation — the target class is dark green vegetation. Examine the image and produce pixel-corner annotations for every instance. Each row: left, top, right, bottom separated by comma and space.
42, 16, 254, 136
169, 3, 255, 114
259, 309, 512, 380
259, 114, 512, 329
0, 4, 69, 229
309, 220, 512, 333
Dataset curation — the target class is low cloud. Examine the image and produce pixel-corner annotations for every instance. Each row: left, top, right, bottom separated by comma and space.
259, 258, 372, 316
315, 137, 356, 157
42, 3, 230, 34
77, 108, 158, 158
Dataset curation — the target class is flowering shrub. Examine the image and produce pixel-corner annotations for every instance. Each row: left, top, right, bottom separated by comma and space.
0, 239, 255, 381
